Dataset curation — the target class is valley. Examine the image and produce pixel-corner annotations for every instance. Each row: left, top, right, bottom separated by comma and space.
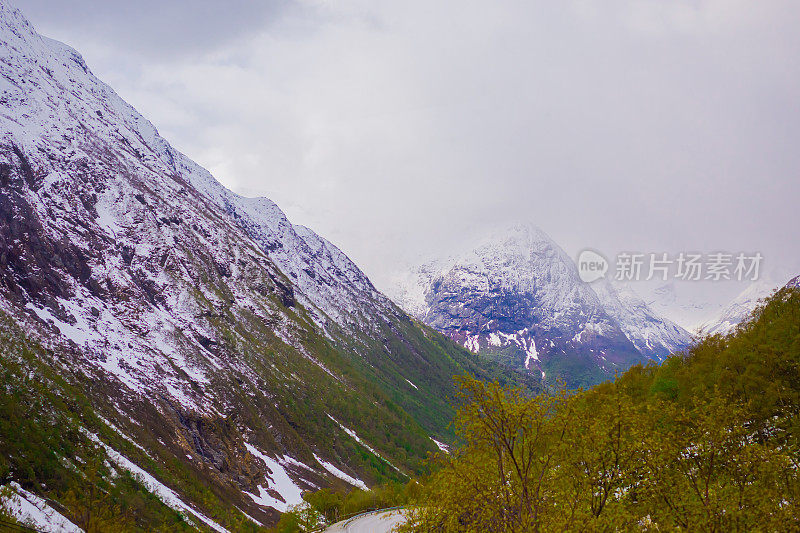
0, 0, 797, 531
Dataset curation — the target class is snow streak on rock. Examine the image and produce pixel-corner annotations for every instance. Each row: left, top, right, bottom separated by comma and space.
0, 482, 83, 533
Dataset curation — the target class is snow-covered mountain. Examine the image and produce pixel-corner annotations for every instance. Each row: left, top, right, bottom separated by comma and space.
642, 280, 725, 332
699, 274, 797, 336
389, 224, 692, 387
593, 280, 692, 360
699, 280, 777, 336
0, 0, 396, 408
0, 2, 531, 529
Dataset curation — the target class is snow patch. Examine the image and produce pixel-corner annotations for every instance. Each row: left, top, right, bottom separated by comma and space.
243, 443, 304, 513
524, 339, 538, 369
327, 415, 401, 472
95, 415, 152, 459
0, 482, 83, 532
463, 334, 480, 353
26, 302, 93, 347
313, 454, 368, 490
431, 438, 450, 453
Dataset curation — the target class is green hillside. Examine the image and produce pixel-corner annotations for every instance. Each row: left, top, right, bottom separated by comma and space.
0, 297, 534, 531
406, 286, 800, 531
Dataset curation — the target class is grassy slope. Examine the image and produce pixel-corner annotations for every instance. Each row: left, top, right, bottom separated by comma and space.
475, 340, 636, 390
0, 293, 536, 531
0, 311, 268, 532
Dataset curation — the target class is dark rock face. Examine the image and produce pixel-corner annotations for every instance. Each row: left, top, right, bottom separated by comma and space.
426, 269, 643, 385
426, 282, 541, 333
0, 146, 94, 302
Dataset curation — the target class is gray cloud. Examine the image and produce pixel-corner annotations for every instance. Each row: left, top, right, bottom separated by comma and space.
15, 0, 295, 58
15, 0, 800, 301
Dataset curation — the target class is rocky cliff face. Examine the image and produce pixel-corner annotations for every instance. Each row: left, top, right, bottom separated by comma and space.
0, 3, 527, 529
390, 224, 692, 387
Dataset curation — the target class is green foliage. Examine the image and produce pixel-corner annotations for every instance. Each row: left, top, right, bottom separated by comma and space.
649, 375, 679, 399
0, 315, 220, 532
271, 502, 323, 532
406, 287, 800, 531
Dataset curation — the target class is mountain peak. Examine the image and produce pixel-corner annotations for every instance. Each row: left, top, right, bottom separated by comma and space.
389, 224, 691, 386
490, 221, 551, 243
470, 222, 556, 257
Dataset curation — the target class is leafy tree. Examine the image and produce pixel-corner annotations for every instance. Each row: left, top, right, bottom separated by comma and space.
404, 288, 800, 531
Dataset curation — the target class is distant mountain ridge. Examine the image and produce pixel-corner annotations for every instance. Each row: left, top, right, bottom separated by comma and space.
389, 224, 692, 387
700, 274, 799, 336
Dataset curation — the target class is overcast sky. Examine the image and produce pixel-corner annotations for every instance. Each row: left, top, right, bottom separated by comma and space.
16, 0, 800, 300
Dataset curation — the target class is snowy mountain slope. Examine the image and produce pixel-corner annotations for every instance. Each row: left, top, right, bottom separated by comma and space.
183, 165, 395, 332
639, 280, 723, 332
593, 280, 692, 361
0, 0, 388, 336
389, 224, 692, 386
0, 2, 532, 529
699, 274, 797, 336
